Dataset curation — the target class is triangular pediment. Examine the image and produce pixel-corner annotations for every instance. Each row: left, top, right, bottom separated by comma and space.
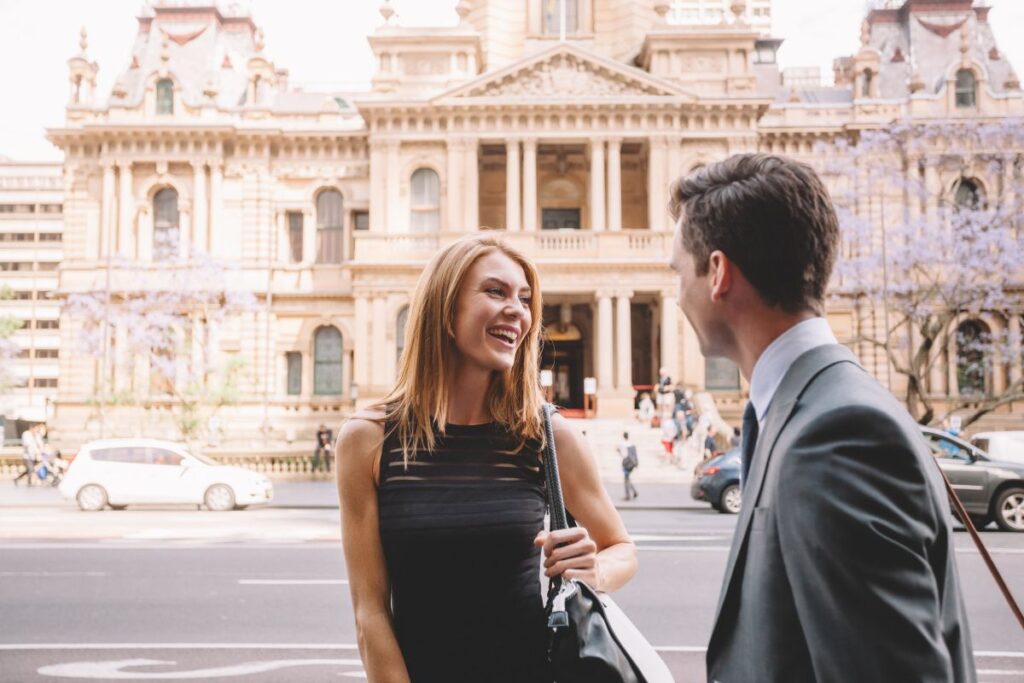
433, 44, 695, 103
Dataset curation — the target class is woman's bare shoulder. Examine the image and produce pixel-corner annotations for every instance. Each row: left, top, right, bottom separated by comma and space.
338, 408, 387, 451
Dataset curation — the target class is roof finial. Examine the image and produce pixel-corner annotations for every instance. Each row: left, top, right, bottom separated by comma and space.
653, 1, 670, 25
730, 0, 746, 24
455, 0, 470, 25
860, 19, 870, 48
160, 32, 170, 62
959, 22, 969, 55
255, 27, 265, 53
78, 26, 88, 55
380, 0, 396, 24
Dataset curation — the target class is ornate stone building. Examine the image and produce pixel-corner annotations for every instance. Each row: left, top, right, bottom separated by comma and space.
46, 0, 1022, 446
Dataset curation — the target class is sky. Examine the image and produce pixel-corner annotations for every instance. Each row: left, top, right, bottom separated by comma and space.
0, 0, 1022, 161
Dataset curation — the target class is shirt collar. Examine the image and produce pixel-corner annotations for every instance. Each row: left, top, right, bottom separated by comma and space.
748, 317, 838, 423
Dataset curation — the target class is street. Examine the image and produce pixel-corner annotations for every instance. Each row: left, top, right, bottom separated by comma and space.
2, 482, 1024, 682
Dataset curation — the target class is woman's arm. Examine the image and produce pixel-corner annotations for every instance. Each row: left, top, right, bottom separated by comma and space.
535, 413, 637, 593
336, 414, 411, 683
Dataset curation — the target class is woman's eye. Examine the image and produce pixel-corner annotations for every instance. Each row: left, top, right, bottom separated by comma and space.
487, 287, 504, 297
519, 297, 532, 306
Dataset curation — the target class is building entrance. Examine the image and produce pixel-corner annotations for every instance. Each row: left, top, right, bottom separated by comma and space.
541, 303, 593, 410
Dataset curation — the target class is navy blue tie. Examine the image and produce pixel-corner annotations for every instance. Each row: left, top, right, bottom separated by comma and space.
741, 402, 759, 490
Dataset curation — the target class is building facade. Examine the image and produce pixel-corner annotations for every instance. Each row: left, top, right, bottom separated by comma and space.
0, 161, 63, 437
45, 0, 1022, 447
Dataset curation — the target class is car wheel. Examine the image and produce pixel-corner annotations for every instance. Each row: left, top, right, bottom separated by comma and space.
204, 484, 236, 512
718, 484, 742, 515
994, 488, 1024, 532
968, 514, 991, 529
76, 484, 108, 512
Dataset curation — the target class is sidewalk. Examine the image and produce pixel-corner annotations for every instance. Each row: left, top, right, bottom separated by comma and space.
0, 479, 702, 511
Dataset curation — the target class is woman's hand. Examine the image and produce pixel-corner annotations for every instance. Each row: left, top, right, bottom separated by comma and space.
534, 527, 602, 588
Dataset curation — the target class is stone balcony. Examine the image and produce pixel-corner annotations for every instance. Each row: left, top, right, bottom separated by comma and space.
352, 230, 673, 265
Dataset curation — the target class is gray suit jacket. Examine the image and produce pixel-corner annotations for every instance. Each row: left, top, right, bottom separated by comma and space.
706, 344, 975, 683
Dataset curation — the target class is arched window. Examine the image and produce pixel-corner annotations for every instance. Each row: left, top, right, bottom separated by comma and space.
861, 69, 873, 98
313, 326, 343, 395
542, 0, 578, 35
315, 189, 344, 264
156, 78, 174, 115
410, 168, 440, 232
396, 306, 409, 366
956, 319, 990, 395
955, 69, 977, 108
153, 188, 179, 260
954, 177, 982, 209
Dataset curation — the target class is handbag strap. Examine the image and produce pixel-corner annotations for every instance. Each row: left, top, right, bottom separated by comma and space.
542, 403, 569, 532
934, 458, 1024, 631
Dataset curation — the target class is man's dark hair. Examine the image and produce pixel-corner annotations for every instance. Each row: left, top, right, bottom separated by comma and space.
622, 431, 629, 440
669, 153, 839, 314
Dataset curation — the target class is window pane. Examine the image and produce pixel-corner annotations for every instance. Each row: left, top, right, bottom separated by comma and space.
354, 211, 369, 231
542, 0, 578, 34
316, 190, 343, 228
157, 79, 174, 115
153, 188, 179, 260
147, 448, 183, 466
287, 212, 303, 262
317, 227, 344, 263
316, 191, 344, 263
314, 327, 343, 395
286, 351, 302, 395
955, 70, 976, 108
411, 169, 440, 207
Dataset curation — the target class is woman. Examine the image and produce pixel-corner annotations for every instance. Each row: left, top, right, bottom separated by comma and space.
335, 235, 637, 683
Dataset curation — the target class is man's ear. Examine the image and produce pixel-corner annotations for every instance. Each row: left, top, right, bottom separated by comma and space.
707, 250, 732, 303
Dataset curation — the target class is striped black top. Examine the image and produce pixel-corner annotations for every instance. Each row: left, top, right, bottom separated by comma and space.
378, 419, 552, 683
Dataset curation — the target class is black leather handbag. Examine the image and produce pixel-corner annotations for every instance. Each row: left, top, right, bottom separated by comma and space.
540, 404, 675, 683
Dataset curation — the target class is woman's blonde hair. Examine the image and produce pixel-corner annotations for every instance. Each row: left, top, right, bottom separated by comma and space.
379, 235, 545, 460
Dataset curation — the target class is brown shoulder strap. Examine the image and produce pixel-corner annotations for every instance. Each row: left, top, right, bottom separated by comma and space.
935, 461, 1024, 630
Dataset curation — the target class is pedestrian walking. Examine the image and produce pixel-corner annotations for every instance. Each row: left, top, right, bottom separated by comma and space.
313, 424, 333, 473
14, 424, 43, 487
660, 411, 679, 460
335, 235, 636, 683
618, 431, 639, 500
703, 424, 722, 461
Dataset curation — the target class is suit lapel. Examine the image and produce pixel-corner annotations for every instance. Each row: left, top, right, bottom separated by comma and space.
709, 344, 860, 633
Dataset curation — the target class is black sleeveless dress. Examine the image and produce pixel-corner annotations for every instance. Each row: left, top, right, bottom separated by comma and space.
378, 420, 553, 683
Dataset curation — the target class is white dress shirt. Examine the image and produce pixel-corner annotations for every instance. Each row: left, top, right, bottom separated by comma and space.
748, 317, 838, 427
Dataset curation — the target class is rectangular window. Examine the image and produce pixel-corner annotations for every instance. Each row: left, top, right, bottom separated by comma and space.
38, 233, 62, 242
541, 208, 581, 230
17, 349, 30, 358
286, 351, 302, 396
37, 262, 58, 271
0, 261, 30, 271
35, 320, 59, 330
35, 348, 59, 358
12, 291, 33, 300
32, 378, 58, 388
287, 211, 304, 263
0, 233, 35, 242
353, 211, 369, 231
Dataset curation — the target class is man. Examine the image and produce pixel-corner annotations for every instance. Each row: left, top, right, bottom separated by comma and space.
668, 154, 974, 682
314, 424, 333, 474
617, 431, 639, 501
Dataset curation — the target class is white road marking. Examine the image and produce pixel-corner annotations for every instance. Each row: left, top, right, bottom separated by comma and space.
36, 658, 364, 679
237, 579, 348, 585
637, 545, 732, 552
977, 670, 1024, 676
629, 534, 727, 542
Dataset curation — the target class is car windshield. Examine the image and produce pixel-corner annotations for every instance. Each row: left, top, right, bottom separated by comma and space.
186, 451, 220, 466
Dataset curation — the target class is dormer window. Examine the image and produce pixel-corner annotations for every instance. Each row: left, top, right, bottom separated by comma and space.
861, 69, 873, 98
542, 0, 578, 35
955, 69, 977, 108
156, 78, 174, 115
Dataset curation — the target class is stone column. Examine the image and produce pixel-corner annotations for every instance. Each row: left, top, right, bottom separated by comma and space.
370, 141, 387, 232
446, 138, 463, 231
924, 160, 941, 227
681, 315, 705, 389
615, 291, 633, 390
302, 209, 316, 266
1009, 314, 1023, 386
191, 161, 207, 254
209, 162, 223, 256
386, 140, 401, 232
464, 139, 480, 232
607, 137, 622, 232
505, 139, 521, 231
354, 295, 370, 387
647, 137, 667, 231
117, 162, 134, 258
589, 138, 606, 232
597, 292, 614, 391
101, 161, 115, 258
372, 296, 387, 391
660, 291, 679, 383
522, 138, 538, 232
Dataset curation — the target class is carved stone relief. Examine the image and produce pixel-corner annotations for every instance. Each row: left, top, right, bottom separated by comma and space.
467, 53, 666, 98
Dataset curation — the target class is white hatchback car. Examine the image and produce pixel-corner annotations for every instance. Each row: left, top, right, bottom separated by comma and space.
59, 439, 273, 511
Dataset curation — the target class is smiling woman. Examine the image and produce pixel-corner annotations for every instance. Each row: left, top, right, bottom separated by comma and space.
334, 235, 637, 683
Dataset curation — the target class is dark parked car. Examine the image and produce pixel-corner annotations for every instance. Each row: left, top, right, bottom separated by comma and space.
920, 426, 1024, 532
691, 448, 741, 514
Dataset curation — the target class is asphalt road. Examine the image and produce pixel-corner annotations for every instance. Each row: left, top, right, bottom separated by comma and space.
2, 505, 1024, 682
